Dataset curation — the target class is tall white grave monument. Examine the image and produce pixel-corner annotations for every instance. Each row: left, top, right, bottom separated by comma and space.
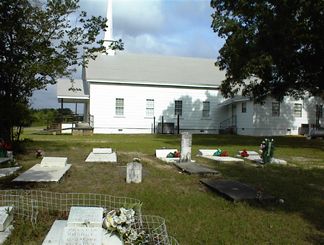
180, 132, 192, 162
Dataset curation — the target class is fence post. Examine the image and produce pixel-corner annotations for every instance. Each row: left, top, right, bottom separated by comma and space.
162, 116, 164, 134
153, 116, 156, 134
177, 114, 180, 134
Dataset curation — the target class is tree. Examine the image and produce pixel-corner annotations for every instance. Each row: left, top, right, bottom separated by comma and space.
211, 0, 324, 102
0, 0, 121, 142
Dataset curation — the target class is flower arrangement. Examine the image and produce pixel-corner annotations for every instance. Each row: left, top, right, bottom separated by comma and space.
259, 138, 274, 164
166, 151, 180, 158
35, 149, 44, 158
103, 207, 148, 244
213, 148, 222, 156
0, 139, 12, 157
240, 149, 249, 157
213, 148, 228, 156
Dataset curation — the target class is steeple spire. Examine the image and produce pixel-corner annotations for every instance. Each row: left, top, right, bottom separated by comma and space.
103, 0, 115, 55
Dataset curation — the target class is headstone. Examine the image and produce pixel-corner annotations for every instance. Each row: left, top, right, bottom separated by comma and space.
0, 206, 13, 232
40, 157, 67, 168
67, 207, 103, 228
62, 226, 102, 245
6, 151, 13, 161
93, 148, 113, 154
126, 162, 142, 183
180, 132, 192, 162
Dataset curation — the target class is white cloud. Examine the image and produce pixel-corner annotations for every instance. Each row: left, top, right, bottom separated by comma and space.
114, 0, 164, 37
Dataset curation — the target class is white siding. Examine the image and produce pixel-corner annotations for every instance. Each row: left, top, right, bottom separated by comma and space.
90, 83, 224, 134
235, 101, 254, 135
250, 97, 322, 136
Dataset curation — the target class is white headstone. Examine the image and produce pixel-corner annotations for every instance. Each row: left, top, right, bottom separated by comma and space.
40, 157, 67, 168
0, 206, 13, 232
93, 148, 113, 154
126, 162, 142, 184
62, 226, 102, 245
6, 151, 13, 161
180, 132, 192, 162
67, 207, 103, 228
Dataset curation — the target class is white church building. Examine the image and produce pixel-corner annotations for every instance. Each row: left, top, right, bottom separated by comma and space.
56, 1, 323, 136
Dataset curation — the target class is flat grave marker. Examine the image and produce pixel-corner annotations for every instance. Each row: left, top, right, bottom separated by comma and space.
40, 157, 67, 168
200, 178, 274, 201
62, 226, 102, 245
93, 148, 112, 154
67, 207, 103, 228
12, 163, 71, 182
85, 148, 117, 163
174, 162, 220, 175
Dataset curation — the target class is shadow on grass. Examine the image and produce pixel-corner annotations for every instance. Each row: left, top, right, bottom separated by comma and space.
208, 163, 324, 233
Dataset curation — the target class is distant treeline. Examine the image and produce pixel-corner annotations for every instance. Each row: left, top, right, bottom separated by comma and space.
31, 108, 73, 126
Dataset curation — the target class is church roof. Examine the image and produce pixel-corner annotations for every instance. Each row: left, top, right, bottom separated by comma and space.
85, 52, 225, 89
57, 79, 89, 103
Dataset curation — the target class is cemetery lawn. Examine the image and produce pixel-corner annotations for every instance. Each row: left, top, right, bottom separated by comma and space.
2, 128, 324, 244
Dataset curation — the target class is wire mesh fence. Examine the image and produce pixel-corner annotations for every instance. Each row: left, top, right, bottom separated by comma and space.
0, 189, 178, 245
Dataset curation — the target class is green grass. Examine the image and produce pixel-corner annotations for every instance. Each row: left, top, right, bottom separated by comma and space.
2, 128, 324, 244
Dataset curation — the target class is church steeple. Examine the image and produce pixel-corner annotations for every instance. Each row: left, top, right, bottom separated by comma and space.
103, 0, 115, 55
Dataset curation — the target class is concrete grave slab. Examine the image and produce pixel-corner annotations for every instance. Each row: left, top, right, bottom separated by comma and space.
85, 152, 117, 162
155, 149, 178, 158
270, 158, 287, 165
67, 207, 103, 228
156, 149, 180, 163
40, 157, 67, 168
12, 164, 71, 182
93, 148, 112, 154
62, 226, 102, 245
42, 220, 123, 245
200, 178, 274, 201
197, 149, 218, 156
201, 155, 244, 163
238, 151, 259, 156
0, 206, 13, 232
0, 158, 10, 164
174, 162, 220, 175
246, 155, 262, 162
0, 225, 13, 244
42, 220, 67, 245
245, 155, 287, 165
0, 166, 21, 178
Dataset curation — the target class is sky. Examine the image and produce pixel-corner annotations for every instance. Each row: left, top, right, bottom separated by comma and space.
30, 0, 224, 109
